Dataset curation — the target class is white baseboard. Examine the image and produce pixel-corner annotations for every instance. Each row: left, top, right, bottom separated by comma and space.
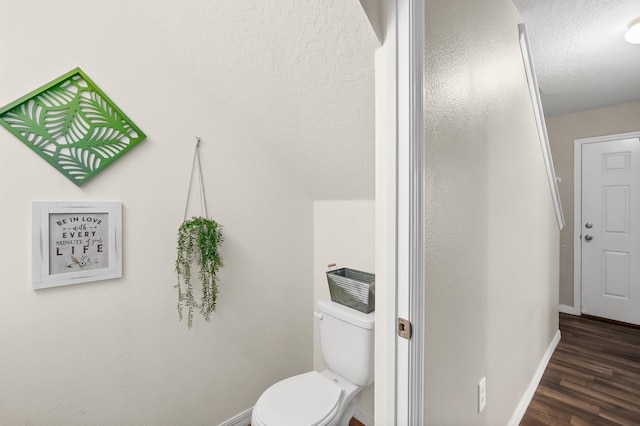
218, 407, 252, 426
507, 329, 561, 426
355, 407, 374, 425
559, 304, 580, 315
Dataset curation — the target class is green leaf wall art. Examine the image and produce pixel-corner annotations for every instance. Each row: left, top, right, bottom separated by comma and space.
0, 68, 146, 185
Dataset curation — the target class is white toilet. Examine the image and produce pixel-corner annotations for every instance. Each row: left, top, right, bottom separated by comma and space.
251, 299, 374, 426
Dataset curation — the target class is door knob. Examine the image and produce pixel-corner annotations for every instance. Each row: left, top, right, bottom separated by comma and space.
584, 234, 593, 241
585, 222, 593, 229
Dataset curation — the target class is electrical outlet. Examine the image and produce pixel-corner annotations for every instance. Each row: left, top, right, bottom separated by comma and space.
478, 377, 487, 413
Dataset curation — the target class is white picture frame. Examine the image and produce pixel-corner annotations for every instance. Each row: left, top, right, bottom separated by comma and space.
518, 23, 565, 230
32, 201, 123, 289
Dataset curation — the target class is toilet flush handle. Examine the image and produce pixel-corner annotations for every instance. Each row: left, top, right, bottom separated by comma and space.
314, 312, 323, 321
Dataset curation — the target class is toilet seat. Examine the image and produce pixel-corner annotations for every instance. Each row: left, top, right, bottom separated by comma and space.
253, 371, 343, 426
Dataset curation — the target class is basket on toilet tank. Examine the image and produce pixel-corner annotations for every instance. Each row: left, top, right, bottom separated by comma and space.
326, 267, 375, 313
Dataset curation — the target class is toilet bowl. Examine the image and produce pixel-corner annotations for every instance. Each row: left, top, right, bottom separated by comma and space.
251, 369, 360, 426
251, 299, 374, 426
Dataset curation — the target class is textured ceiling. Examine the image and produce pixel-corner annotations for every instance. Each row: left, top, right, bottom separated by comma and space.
160, 0, 378, 200
512, 0, 640, 116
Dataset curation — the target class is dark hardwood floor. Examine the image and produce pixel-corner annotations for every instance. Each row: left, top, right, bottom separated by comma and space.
520, 313, 640, 425
349, 417, 366, 426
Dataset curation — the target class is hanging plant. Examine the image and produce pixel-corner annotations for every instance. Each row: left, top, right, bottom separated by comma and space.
175, 216, 223, 328
175, 137, 224, 328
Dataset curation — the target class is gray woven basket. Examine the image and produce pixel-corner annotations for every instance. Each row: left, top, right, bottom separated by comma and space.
326, 268, 375, 313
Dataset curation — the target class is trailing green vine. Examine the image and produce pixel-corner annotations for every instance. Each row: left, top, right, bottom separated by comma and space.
175, 216, 224, 328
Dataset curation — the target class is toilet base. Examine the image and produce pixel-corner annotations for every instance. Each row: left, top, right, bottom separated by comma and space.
314, 369, 363, 426
337, 400, 357, 426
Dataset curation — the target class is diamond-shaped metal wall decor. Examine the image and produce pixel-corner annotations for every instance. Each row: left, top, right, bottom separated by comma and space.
0, 68, 146, 185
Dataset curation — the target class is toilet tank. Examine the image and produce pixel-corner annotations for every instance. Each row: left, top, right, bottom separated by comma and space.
316, 299, 374, 387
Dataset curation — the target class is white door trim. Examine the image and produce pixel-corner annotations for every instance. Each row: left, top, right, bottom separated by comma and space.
405, 0, 425, 424
385, 0, 425, 423
519, 24, 565, 231
573, 131, 640, 315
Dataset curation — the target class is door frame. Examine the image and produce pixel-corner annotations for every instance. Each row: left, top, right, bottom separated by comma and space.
383, 0, 425, 423
573, 131, 640, 315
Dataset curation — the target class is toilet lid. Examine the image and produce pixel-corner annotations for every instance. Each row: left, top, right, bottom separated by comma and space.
254, 371, 343, 426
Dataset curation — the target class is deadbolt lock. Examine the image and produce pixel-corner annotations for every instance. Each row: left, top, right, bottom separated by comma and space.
585, 222, 593, 229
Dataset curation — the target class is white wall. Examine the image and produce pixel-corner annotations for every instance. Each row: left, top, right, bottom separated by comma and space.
425, 0, 560, 424
0, 2, 317, 424
313, 200, 375, 422
545, 101, 640, 307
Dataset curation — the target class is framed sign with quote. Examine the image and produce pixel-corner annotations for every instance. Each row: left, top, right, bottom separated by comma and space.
32, 201, 122, 289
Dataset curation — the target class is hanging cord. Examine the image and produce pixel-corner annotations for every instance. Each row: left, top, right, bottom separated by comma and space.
183, 136, 209, 220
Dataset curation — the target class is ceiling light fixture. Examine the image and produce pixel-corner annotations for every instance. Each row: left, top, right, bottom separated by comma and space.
625, 17, 640, 44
